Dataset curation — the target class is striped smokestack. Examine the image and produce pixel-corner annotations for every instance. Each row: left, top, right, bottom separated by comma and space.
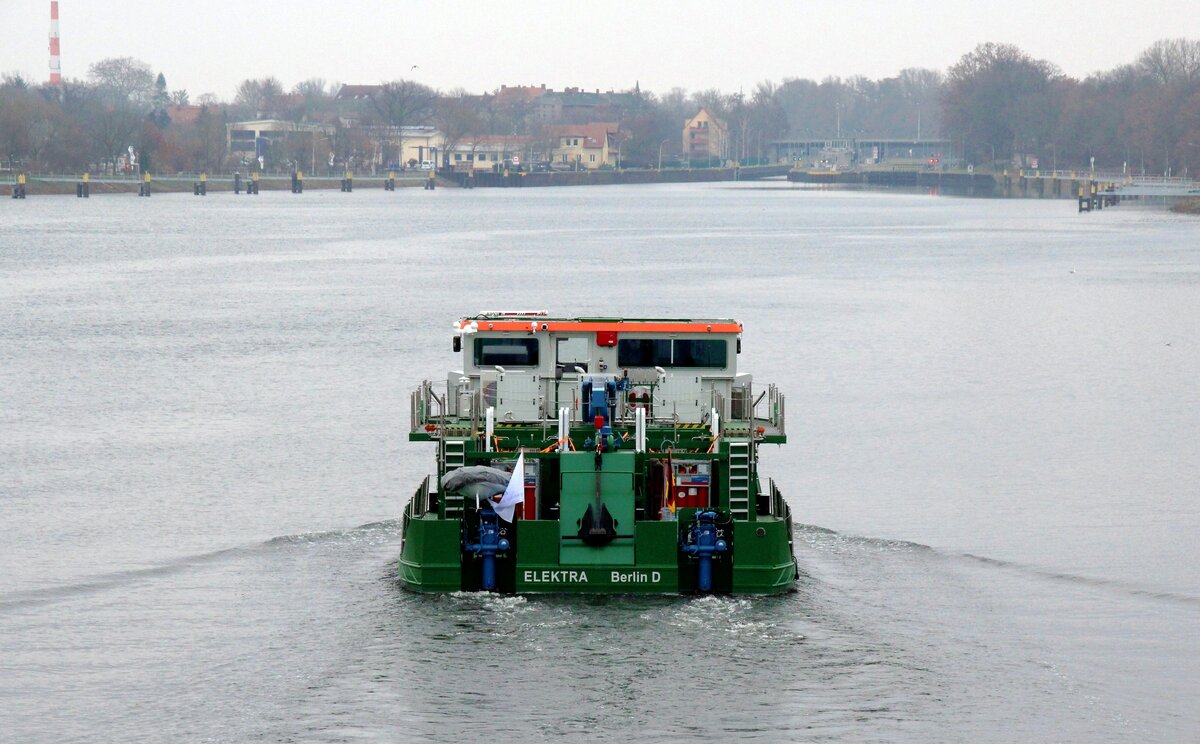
49, 1, 62, 85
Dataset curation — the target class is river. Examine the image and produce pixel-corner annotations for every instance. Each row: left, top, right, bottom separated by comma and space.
1, 183, 1197, 742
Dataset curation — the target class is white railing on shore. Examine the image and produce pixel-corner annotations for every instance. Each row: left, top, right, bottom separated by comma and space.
1018, 169, 1198, 189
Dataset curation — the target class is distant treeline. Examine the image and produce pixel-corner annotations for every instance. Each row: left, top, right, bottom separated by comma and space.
1, 39, 1197, 175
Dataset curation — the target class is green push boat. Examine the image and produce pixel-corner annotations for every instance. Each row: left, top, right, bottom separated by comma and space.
399, 313, 797, 594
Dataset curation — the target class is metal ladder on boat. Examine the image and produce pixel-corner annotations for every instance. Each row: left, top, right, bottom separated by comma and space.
441, 438, 468, 518
727, 440, 752, 520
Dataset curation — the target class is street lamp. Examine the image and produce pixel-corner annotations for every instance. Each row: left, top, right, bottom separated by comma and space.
657, 138, 671, 170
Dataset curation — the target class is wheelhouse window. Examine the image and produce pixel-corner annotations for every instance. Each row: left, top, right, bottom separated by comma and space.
617, 338, 727, 368
617, 339, 672, 367
474, 338, 539, 367
672, 339, 727, 368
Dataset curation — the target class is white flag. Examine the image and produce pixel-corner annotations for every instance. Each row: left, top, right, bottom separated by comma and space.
493, 452, 525, 523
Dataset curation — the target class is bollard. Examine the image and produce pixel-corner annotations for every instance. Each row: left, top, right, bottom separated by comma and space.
385, 171, 395, 191
138, 172, 152, 197
291, 170, 304, 194
234, 173, 242, 194
343, 171, 353, 192
13, 173, 27, 199
249, 173, 260, 194
200, 173, 207, 196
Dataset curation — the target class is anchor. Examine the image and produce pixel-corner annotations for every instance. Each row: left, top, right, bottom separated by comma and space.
578, 447, 617, 545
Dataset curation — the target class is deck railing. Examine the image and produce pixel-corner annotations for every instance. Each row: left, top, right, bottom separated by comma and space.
410, 475, 432, 517
411, 376, 786, 436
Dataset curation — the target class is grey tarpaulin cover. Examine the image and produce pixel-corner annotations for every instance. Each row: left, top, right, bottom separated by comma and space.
440, 465, 511, 501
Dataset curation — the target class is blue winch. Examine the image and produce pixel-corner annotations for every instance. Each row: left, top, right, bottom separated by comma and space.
681, 509, 729, 592
581, 372, 630, 451
464, 508, 510, 591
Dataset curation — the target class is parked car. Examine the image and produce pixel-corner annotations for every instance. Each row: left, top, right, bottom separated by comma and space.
420, 160, 434, 170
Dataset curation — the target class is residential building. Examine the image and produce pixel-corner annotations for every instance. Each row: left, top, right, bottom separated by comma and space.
334, 84, 384, 102
548, 122, 618, 170
166, 104, 204, 126
683, 109, 728, 163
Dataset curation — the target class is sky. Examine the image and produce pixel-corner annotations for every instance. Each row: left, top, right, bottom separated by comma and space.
2, 0, 1199, 98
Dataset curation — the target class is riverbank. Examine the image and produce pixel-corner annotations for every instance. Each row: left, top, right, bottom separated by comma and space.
3, 166, 788, 196
457, 164, 789, 187
1171, 198, 1200, 214
0, 175, 437, 197
785, 168, 1166, 203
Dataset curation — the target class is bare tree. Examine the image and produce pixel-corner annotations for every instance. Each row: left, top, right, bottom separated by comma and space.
2, 72, 31, 91
942, 43, 1061, 165
88, 57, 155, 108
370, 79, 437, 166
1138, 38, 1200, 86
234, 77, 285, 115
81, 93, 144, 173
293, 78, 330, 100
750, 80, 788, 160
0, 88, 35, 165
435, 89, 484, 167
189, 105, 228, 172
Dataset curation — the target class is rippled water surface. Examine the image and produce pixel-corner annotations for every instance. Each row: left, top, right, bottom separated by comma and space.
2, 184, 1198, 742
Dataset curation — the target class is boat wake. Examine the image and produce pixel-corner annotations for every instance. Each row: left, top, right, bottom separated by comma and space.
0, 519, 402, 613
794, 522, 1200, 607
958, 552, 1200, 607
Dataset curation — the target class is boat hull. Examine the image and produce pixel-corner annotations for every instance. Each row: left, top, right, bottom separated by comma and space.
398, 512, 798, 595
